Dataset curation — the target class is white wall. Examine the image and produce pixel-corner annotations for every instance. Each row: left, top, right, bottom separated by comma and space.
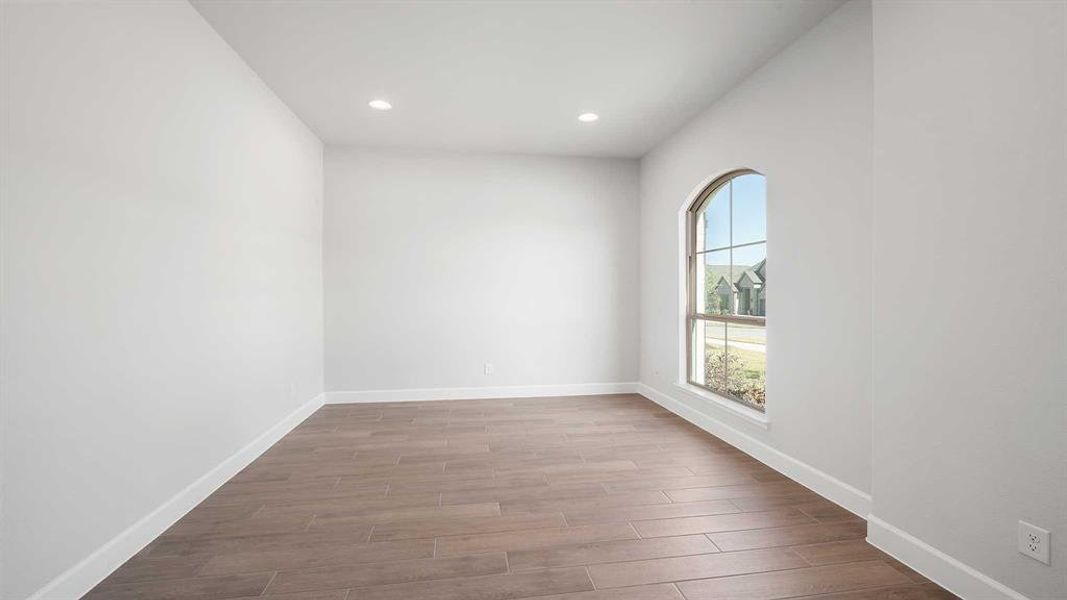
3, 2, 1062, 599
324, 148, 639, 395
639, 0, 873, 502
0, 2, 324, 598
869, 2, 1066, 598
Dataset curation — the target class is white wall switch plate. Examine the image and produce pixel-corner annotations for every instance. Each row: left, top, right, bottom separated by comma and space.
1018, 520, 1051, 565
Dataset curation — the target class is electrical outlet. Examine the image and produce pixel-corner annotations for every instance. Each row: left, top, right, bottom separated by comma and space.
483, 362, 494, 376
1018, 520, 1050, 565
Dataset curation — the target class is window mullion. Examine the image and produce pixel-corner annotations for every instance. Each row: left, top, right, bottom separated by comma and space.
727, 179, 733, 389
696, 239, 767, 255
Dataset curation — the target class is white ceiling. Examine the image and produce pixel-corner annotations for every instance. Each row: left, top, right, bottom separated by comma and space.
193, 0, 843, 158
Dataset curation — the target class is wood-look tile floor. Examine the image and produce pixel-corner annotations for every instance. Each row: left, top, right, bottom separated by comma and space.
86, 394, 957, 600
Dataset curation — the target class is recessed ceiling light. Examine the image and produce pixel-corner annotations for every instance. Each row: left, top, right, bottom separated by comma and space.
368, 99, 392, 111
578, 112, 599, 123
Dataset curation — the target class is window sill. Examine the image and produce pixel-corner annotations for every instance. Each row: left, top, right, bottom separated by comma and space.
672, 381, 770, 430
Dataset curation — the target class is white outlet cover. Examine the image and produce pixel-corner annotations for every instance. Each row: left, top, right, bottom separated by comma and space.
1018, 520, 1051, 565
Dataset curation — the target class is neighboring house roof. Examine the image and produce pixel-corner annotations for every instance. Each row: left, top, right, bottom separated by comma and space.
737, 270, 763, 287
714, 276, 737, 292
707, 260, 766, 285
752, 258, 767, 279
707, 259, 766, 291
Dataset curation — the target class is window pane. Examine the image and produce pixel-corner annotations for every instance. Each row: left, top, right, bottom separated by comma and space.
690, 320, 706, 386
731, 173, 766, 245
694, 255, 706, 314
694, 208, 706, 252
699, 249, 732, 315
731, 243, 766, 317
727, 321, 766, 409
700, 182, 731, 251
702, 319, 728, 394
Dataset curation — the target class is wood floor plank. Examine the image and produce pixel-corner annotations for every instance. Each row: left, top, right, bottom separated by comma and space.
160, 514, 314, 539
791, 539, 889, 566
662, 481, 809, 503
199, 538, 435, 576
252, 491, 442, 519
708, 522, 867, 552
800, 583, 960, 600
563, 499, 739, 526
727, 492, 827, 511
675, 561, 913, 599
230, 592, 349, 600
435, 522, 638, 557
85, 572, 273, 600
384, 474, 547, 495
602, 473, 758, 493
90, 395, 952, 600
146, 527, 374, 559
266, 553, 507, 594
586, 547, 807, 588
507, 534, 718, 570
307, 501, 502, 531
632, 509, 814, 538
352, 567, 594, 600
241, 460, 449, 481
499, 490, 670, 514
200, 485, 388, 508
170, 503, 264, 524
370, 511, 566, 541
441, 482, 607, 506
213, 478, 340, 498
545, 466, 696, 485
530, 584, 685, 600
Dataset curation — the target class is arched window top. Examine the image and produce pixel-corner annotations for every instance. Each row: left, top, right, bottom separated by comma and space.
691, 170, 766, 254
686, 170, 767, 411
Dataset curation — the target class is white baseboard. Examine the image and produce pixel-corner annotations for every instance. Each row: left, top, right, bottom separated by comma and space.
867, 516, 1029, 600
27, 393, 326, 600
635, 383, 872, 518
325, 382, 640, 404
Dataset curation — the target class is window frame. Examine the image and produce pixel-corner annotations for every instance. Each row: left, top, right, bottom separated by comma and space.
685, 169, 767, 411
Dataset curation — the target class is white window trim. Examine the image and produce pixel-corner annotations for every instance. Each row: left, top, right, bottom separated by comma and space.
672, 380, 770, 429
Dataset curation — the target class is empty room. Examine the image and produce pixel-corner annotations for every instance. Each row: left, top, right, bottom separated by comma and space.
1, 1, 1064, 599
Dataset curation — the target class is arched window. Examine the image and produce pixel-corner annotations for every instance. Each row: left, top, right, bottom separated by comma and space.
687, 170, 766, 410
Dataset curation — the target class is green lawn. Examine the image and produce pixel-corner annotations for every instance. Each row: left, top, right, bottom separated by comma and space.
729, 345, 765, 383
703, 342, 765, 381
